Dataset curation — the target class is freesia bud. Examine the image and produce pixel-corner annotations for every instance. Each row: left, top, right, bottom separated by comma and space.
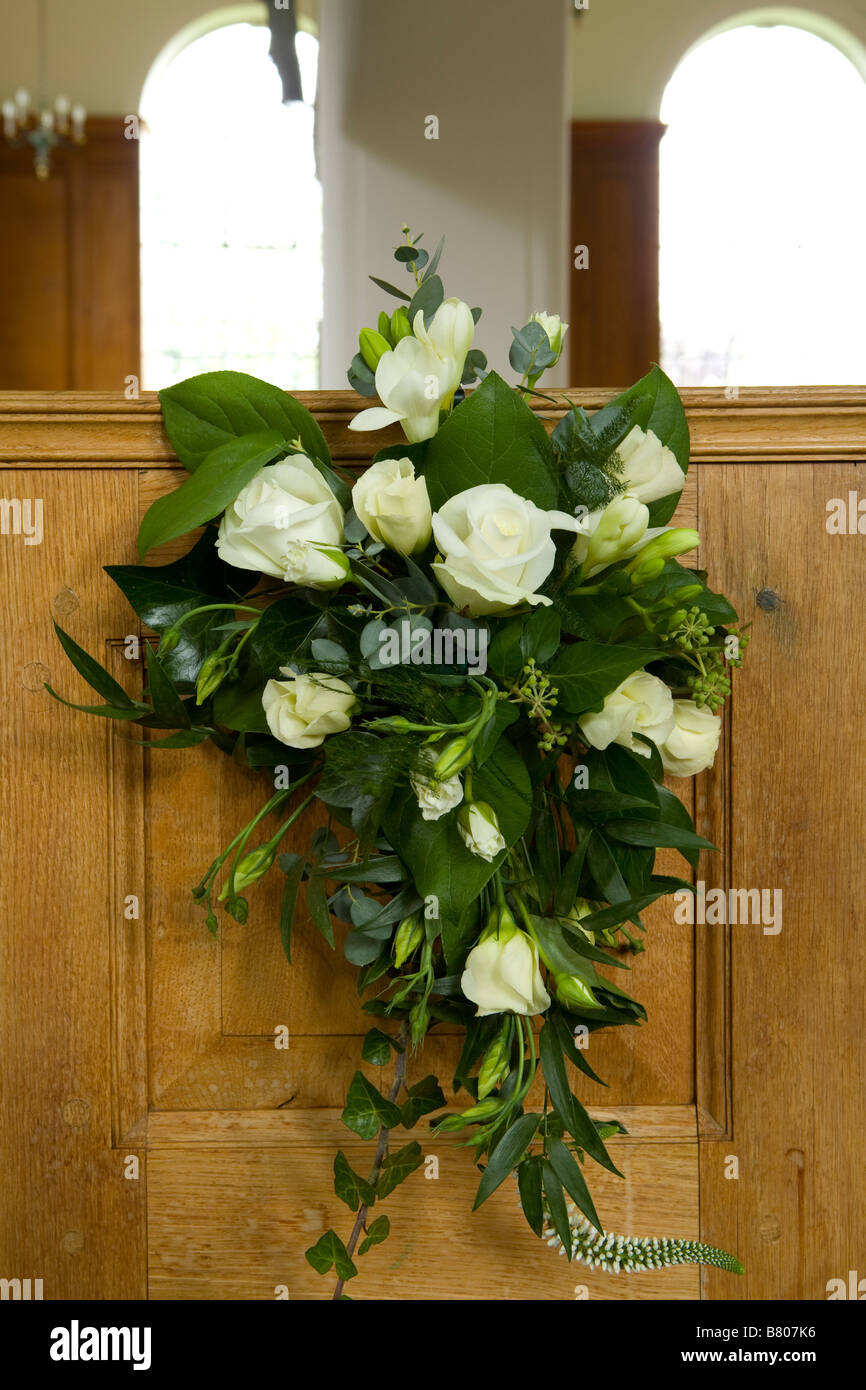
377, 311, 394, 344
433, 736, 474, 781
625, 528, 700, 583
630, 555, 665, 585
159, 627, 181, 654
359, 327, 392, 372
572, 494, 650, 578
390, 306, 412, 341
394, 913, 424, 967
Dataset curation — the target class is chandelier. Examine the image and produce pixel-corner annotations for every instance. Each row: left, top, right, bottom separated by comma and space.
1, 1, 86, 179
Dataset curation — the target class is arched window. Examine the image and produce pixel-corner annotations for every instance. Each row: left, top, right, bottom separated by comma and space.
140, 9, 321, 389
660, 15, 866, 386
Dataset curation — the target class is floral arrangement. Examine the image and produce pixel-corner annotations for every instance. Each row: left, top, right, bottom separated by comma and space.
51, 230, 748, 1296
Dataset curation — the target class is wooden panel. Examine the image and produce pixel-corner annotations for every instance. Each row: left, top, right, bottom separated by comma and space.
0, 119, 139, 391
569, 122, 664, 387
147, 1113, 699, 1301
0, 468, 147, 1298
697, 461, 866, 1299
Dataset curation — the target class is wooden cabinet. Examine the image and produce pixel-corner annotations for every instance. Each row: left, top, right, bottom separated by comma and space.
1, 389, 863, 1300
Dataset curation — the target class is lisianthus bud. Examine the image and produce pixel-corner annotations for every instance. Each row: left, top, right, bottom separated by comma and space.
394, 913, 424, 968
376, 311, 394, 344
457, 801, 506, 862
433, 736, 474, 781
625, 528, 700, 584
219, 844, 274, 899
359, 327, 391, 372
459, 1098, 503, 1122
477, 1021, 511, 1099
196, 653, 230, 704
554, 972, 602, 1011
530, 310, 568, 362
630, 555, 665, 585
158, 627, 181, 654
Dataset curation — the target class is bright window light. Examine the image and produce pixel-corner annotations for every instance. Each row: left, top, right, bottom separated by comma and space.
660, 24, 866, 386
140, 22, 321, 390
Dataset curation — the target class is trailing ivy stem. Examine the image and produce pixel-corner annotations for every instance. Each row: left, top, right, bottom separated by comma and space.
332, 1020, 410, 1300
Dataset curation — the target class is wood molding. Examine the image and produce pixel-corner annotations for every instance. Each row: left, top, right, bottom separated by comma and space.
3, 387, 866, 464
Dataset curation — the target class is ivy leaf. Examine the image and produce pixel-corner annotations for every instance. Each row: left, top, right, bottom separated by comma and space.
342, 1072, 402, 1141
333, 1150, 376, 1211
400, 1075, 446, 1129
549, 643, 653, 717
304, 1230, 357, 1281
361, 1028, 398, 1066
377, 1141, 424, 1198
357, 1215, 390, 1256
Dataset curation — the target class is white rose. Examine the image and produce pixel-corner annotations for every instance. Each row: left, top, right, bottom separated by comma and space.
530, 310, 568, 361
352, 456, 432, 555
348, 298, 475, 443
409, 749, 464, 822
217, 456, 348, 589
461, 913, 550, 1017
660, 699, 721, 777
262, 669, 355, 749
614, 425, 685, 505
579, 671, 674, 757
432, 483, 579, 617
457, 801, 506, 862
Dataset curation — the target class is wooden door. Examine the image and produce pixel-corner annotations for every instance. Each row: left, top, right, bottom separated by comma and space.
1, 388, 863, 1301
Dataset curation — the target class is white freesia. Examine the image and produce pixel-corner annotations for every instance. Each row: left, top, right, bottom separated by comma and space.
571, 493, 665, 578
579, 671, 675, 758
348, 298, 475, 443
660, 699, 722, 777
530, 310, 568, 360
461, 914, 550, 1017
352, 456, 432, 555
409, 749, 463, 822
217, 456, 348, 589
262, 669, 355, 749
457, 802, 506, 862
432, 483, 579, 617
615, 425, 685, 505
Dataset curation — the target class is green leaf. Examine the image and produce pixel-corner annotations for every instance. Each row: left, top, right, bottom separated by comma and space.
400, 1075, 446, 1128
473, 1112, 540, 1209
361, 1028, 399, 1065
538, 1021, 621, 1175
106, 531, 259, 687
408, 274, 444, 327
51, 622, 139, 708
357, 1214, 390, 1256
369, 274, 412, 302
549, 643, 652, 717
278, 852, 305, 964
517, 1156, 545, 1237
248, 598, 324, 682
137, 431, 285, 558
333, 1150, 376, 1211
321, 855, 405, 884
305, 873, 334, 948
159, 369, 331, 472
304, 1230, 357, 1281
542, 1162, 572, 1257
144, 645, 192, 728
548, 1137, 603, 1233
342, 1072, 402, 1140
43, 688, 148, 722
509, 320, 556, 376
585, 830, 632, 905
604, 819, 716, 854
421, 371, 559, 511
377, 1141, 424, 1198
383, 735, 531, 958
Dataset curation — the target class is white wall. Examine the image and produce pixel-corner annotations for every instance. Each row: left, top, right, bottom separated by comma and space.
317, 0, 571, 385
570, 0, 866, 117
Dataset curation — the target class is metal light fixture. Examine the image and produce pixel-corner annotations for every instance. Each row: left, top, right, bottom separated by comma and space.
2, 1, 86, 179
